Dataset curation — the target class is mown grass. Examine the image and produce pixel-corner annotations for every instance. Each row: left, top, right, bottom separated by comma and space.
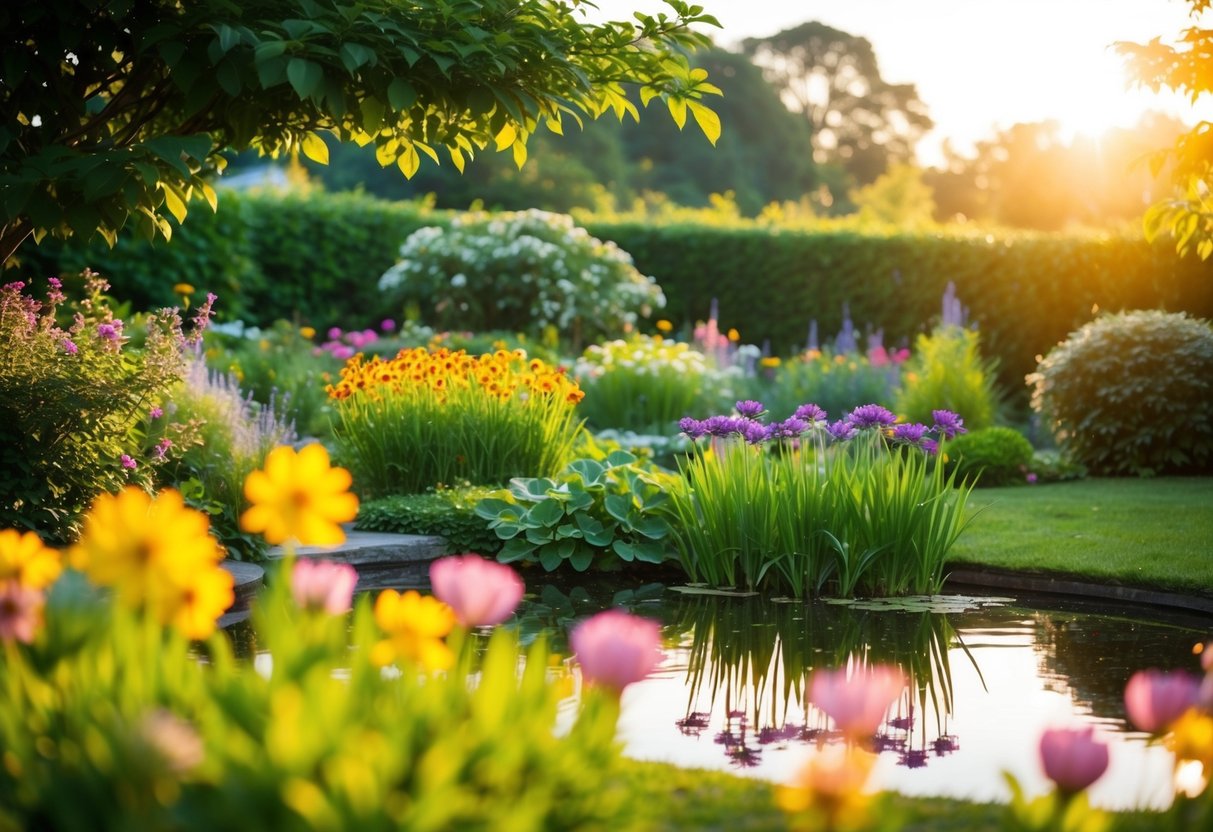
946, 477, 1213, 596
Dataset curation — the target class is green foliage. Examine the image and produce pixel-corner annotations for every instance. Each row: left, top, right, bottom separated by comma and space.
0, 567, 635, 831
379, 210, 665, 348
0, 273, 196, 541
741, 348, 904, 421
580, 221, 1213, 401
573, 335, 726, 434
667, 427, 973, 597
475, 451, 677, 573
851, 163, 937, 229
157, 358, 297, 561
357, 487, 503, 556
946, 427, 1036, 487
895, 327, 1000, 431
0, 0, 722, 262
1028, 310, 1213, 476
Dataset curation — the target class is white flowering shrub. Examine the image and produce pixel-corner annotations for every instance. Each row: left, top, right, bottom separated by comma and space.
378, 210, 665, 346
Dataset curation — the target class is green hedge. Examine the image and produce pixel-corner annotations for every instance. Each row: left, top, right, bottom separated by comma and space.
583, 222, 1213, 397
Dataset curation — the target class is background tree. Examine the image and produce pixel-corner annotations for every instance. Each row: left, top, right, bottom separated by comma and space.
0, 0, 721, 264
741, 21, 932, 190
1117, 0, 1213, 257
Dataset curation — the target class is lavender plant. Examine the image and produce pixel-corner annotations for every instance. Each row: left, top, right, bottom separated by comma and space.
668, 402, 973, 597
0, 272, 209, 541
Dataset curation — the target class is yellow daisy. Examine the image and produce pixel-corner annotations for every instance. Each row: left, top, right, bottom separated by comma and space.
371, 589, 455, 671
240, 444, 359, 546
0, 528, 62, 590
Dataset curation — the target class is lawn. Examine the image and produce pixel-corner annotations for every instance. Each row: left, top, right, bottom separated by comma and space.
947, 477, 1213, 596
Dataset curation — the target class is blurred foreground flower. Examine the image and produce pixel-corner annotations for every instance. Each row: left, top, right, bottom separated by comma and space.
809, 664, 906, 740
0, 582, 43, 644
1124, 669, 1201, 734
0, 528, 61, 589
372, 589, 456, 671
570, 609, 662, 694
70, 487, 233, 639
291, 558, 357, 615
429, 554, 524, 627
776, 746, 875, 831
1039, 727, 1109, 796
241, 444, 359, 546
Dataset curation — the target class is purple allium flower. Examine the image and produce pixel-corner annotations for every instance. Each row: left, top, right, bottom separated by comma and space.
846, 404, 897, 429
327, 327, 343, 340
892, 423, 930, 446
380, 318, 397, 332
120, 454, 137, 470
741, 420, 771, 444
921, 438, 939, 456
793, 403, 828, 423
827, 420, 858, 442
772, 416, 810, 439
701, 415, 739, 437
97, 323, 120, 342
679, 417, 706, 439
932, 409, 966, 439
61, 338, 78, 355
735, 400, 765, 419
149, 406, 163, 420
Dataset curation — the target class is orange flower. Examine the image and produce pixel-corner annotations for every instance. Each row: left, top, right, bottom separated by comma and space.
776, 747, 875, 831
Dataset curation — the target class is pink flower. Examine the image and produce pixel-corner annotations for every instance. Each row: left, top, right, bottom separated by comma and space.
571, 610, 662, 693
153, 438, 173, 461
327, 327, 343, 340
1025, 473, 1038, 484
60, 338, 78, 355
429, 554, 524, 627
120, 454, 137, 470
380, 319, 396, 332
291, 558, 357, 615
149, 406, 163, 420
0, 581, 43, 644
1124, 669, 1200, 733
809, 665, 906, 739
1039, 727, 1109, 794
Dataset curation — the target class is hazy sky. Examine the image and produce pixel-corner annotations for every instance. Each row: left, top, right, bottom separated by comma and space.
589, 0, 1208, 163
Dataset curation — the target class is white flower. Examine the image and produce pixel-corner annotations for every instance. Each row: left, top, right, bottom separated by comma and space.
451, 273, 468, 288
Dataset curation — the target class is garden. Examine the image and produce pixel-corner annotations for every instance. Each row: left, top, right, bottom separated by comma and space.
3, 1, 1213, 831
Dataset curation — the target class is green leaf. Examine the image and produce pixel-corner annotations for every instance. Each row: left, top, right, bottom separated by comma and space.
604, 493, 633, 523
498, 538, 535, 563
474, 498, 516, 520
612, 540, 636, 562
539, 547, 564, 571
339, 42, 376, 72
568, 548, 594, 571
287, 58, 324, 100
387, 77, 417, 111
567, 458, 606, 486
526, 499, 564, 528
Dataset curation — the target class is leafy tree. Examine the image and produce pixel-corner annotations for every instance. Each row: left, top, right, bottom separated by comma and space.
741, 21, 932, 188
1117, 0, 1213, 257
849, 163, 935, 228
0, 0, 721, 264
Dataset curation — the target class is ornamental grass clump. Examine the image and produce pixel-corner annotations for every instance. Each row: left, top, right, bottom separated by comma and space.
573, 334, 724, 434
670, 402, 973, 598
330, 346, 584, 496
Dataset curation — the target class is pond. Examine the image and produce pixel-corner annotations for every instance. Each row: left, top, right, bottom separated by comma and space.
234, 577, 1207, 811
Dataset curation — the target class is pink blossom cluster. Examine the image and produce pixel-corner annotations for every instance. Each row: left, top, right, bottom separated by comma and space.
313, 320, 396, 361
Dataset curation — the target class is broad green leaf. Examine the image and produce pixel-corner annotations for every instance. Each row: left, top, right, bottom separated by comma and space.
604, 493, 633, 523
539, 547, 564, 571
473, 498, 516, 520
339, 42, 376, 72
568, 548, 593, 571
526, 499, 564, 528
498, 539, 535, 563
387, 77, 417, 111
286, 58, 324, 100
567, 459, 606, 486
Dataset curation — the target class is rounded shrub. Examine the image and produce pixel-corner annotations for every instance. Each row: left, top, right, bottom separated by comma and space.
1028, 310, 1213, 476
378, 209, 665, 349
945, 426, 1035, 486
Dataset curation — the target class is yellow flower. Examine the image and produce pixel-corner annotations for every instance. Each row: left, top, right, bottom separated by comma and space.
776, 747, 875, 831
371, 589, 455, 671
760, 356, 782, 368
299, 326, 316, 340
241, 444, 359, 546
727, 328, 740, 342
172, 283, 195, 296
70, 487, 233, 638
0, 529, 61, 590
655, 319, 673, 333
1169, 709, 1213, 772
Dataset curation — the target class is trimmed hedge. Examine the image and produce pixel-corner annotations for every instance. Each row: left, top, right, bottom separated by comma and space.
582, 222, 1213, 397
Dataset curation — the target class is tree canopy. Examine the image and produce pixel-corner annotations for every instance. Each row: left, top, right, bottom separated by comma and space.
0, 0, 722, 263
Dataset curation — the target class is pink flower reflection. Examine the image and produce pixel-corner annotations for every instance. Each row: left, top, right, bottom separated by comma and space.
809, 664, 906, 739
429, 554, 524, 627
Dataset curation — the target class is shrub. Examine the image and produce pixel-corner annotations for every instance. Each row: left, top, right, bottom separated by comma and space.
573, 335, 725, 433
895, 326, 1000, 431
1028, 310, 1213, 476
0, 272, 205, 541
946, 427, 1035, 487
357, 486, 504, 555
330, 347, 584, 497
378, 209, 665, 349
744, 346, 906, 421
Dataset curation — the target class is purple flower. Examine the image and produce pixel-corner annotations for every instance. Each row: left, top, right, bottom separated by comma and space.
97, 323, 120, 342
679, 417, 706, 439
1026, 472, 1038, 484
771, 416, 810, 439
892, 423, 930, 446
921, 438, 939, 456
793, 403, 827, 423
932, 410, 966, 439
735, 400, 765, 419
47, 277, 62, 290
380, 318, 397, 332
741, 420, 771, 444
149, 406, 163, 420
827, 420, 858, 442
327, 327, 343, 340
846, 404, 897, 429
60, 338, 78, 355
702, 415, 742, 438
120, 454, 137, 470
153, 438, 173, 460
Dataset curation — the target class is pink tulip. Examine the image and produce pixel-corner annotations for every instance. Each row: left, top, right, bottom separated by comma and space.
429, 554, 524, 627
1124, 669, 1200, 733
0, 581, 43, 644
1039, 727, 1109, 794
810, 665, 906, 739
291, 558, 357, 615
571, 609, 662, 693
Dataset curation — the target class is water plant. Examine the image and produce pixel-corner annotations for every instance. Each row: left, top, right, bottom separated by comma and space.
669, 402, 973, 597
329, 347, 584, 497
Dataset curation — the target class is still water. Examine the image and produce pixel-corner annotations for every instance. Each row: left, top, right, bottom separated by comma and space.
516, 581, 1208, 811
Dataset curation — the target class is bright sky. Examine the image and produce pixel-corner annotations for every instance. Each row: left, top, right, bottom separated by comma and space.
588, 0, 1211, 165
